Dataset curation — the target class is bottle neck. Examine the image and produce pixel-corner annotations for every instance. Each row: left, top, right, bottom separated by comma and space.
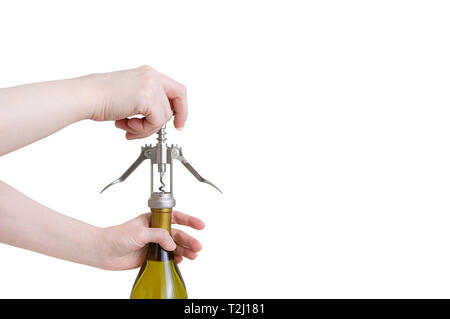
147, 207, 173, 261
150, 207, 172, 234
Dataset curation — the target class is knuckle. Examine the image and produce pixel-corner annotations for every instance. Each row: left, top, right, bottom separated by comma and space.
135, 88, 153, 109
158, 229, 172, 242
153, 228, 166, 239
165, 109, 172, 121
178, 83, 187, 97
139, 65, 154, 73
152, 116, 162, 127
156, 230, 172, 246
135, 227, 148, 244
139, 227, 149, 238
155, 114, 166, 126
139, 67, 158, 85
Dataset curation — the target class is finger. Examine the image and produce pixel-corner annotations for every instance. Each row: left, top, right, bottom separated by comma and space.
159, 88, 174, 126
172, 210, 205, 230
159, 75, 188, 130
174, 245, 198, 260
172, 228, 202, 252
114, 119, 129, 131
115, 119, 138, 134
125, 130, 154, 140
174, 255, 183, 264
137, 227, 176, 251
130, 213, 151, 227
127, 118, 148, 134
116, 118, 156, 137
170, 97, 188, 130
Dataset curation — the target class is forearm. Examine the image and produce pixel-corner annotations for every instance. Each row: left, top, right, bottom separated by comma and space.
0, 180, 105, 268
0, 76, 95, 156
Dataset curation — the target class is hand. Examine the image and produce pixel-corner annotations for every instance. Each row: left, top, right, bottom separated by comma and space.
88, 65, 188, 139
98, 211, 204, 270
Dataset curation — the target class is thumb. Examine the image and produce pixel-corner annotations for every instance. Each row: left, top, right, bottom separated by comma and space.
140, 228, 176, 251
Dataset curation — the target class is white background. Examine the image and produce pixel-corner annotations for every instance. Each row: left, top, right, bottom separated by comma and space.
1, 0, 450, 298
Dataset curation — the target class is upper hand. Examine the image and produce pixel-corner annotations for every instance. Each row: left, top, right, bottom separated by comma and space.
97, 210, 204, 270
87, 65, 188, 139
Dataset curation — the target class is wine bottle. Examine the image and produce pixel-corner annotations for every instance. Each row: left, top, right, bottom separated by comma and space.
130, 207, 187, 299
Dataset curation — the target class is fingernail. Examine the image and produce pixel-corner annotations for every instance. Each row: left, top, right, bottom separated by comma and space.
176, 126, 184, 131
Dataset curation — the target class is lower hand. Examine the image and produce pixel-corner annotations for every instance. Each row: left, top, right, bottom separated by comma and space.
98, 210, 204, 270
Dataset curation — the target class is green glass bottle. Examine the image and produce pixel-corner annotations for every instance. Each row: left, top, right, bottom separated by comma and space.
130, 207, 187, 299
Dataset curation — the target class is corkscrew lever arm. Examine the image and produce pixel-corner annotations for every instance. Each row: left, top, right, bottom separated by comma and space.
171, 148, 222, 194
100, 150, 146, 194
181, 160, 223, 194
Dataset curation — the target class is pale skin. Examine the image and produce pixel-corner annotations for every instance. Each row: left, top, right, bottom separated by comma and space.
0, 66, 203, 269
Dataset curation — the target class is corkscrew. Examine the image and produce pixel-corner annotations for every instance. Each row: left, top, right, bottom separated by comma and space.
100, 125, 221, 209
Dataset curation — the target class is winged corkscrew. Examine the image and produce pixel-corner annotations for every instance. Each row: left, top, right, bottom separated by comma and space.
100, 126, 222, 195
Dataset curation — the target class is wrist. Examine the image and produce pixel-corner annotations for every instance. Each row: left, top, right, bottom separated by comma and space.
69, 74, 103, 121
86, 226, 110, 270
90, 226, 117, 270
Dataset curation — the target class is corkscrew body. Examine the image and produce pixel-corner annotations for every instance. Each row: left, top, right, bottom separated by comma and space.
100, 126, 222, 204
